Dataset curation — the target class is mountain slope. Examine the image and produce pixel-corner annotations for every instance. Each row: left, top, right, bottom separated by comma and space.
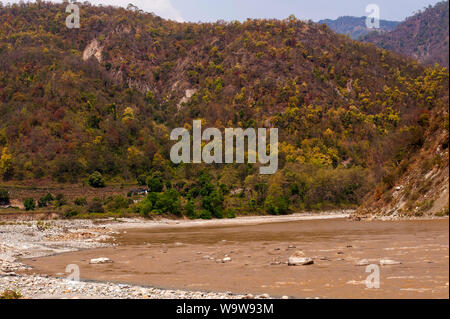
364, 1, 449, 67
319, 16, 399, 39
0, 2, 448, 215
356, 90, 449, 218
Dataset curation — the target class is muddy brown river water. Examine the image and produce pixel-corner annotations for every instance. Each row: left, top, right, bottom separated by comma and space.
24, 218, 449, 299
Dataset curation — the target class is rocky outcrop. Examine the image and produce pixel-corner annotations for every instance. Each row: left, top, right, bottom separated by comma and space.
83, 39, 103, 63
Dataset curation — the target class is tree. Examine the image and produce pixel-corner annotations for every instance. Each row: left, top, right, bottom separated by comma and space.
153, 189, 181, 215
0, 189, 10, 206
38, 193, 54, 208
137, 174, 147, 186
88, 199, 105, 213
88, 171, 105, 188
185, 200, 196, 219
24, 198, 36, 211
147, 176, 164, 192
0, 147, 13, 179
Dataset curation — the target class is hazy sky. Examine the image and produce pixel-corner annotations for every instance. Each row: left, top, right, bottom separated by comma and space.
5, 0, 444, 22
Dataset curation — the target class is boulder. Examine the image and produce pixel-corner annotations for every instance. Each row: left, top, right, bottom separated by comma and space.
288, 251, 313, 266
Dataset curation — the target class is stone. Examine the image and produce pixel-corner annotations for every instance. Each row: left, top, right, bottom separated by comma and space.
222, 257, 232, 263
356, 259, 370, 266
89, 257, 112, 264
288, 251, 313, 266
380, 259, 401, 265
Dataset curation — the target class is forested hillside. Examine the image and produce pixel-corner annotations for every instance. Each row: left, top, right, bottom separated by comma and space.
0, 2, 448, 217
364, 1, 449, 67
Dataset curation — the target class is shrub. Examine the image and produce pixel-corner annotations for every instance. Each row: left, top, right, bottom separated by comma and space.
184, 200, 196, 219
147, 177, 163, 192
88, 171, 106, 188
153, 189, 181, 215
137, 174, 147, 186
38, 193, 54, 208
87, 199, 105, 213
106, 195, 131, 212
64, 207, 81, 218
435, 206, 449, 217
137, 198, 153, 216
265, 196, 289, 215
0, 189, 10, 206
0, 290, 22, 299
54, 193, 67, 207
201, 190, 224, 218
74, 197, 87, 206
226, 209, 236, 219
198, 210, 212, 220
24, 198, 36, 211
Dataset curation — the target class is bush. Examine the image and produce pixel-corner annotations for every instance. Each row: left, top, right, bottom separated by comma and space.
0, 189, 10, 206
137, 174, 147, 186
198, 210, 212, 220
0, 290, 22, 299
137, 198, 153, 216
64, 207, 81, 218
38, 193, 54, 208
54, 193, 67, 207
265, 196, 289, 215
226, 209, 236, 219
88, 171, 106, 188
201, 190, 224, 218
106, 195, 131, 212
24, 198, 36, 211
87, 199, 105, 213
74, 197, 87, 206
147, 177, 163, 192
185, 200, 196, 219
153, 189, 181, 215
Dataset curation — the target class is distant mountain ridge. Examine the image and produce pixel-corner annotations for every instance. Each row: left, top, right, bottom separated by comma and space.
319, 16, 400, 39
364, 1, 449, 67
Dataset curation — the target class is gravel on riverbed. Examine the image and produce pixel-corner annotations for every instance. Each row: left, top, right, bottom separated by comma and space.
0, 219, 263, 299
0, 274, 247, 299
0, 220, 116, 273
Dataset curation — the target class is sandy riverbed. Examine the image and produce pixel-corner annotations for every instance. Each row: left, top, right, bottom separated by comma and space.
0, 212, 348, 299
3, 213, 447, 299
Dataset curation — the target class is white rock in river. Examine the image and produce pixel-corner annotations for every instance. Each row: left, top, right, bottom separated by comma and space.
288, 251, 313, 266
356, 259, 370, 266
380, 259, 401, 265
89, 257, 112, 264
222, 257, 232, 263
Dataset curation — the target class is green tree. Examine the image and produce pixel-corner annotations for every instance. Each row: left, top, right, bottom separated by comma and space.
0, 189, 10, 206
147, 177, 164, 192
24, 198, 36, 211
185, 200, 196, 219
88, 171, 105, 188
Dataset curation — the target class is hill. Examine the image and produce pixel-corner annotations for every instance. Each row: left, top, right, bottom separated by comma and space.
0, 2, 448, 217
319, 16, 399, 39
364, 1, 449, 67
